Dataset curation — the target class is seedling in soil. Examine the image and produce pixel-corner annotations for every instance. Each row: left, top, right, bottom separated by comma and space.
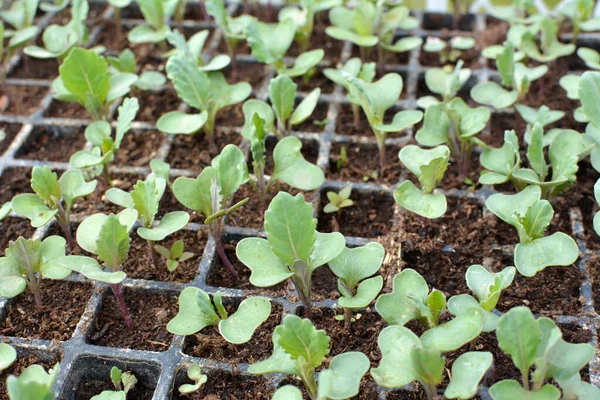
154, 239, 194, 272
165, 29, 230, 72
0, 21, 37, 82
0, 0, 39, 81
178, 364, 207, 396
107, 50, 166, 90
106, 175, 190, 274
0, 235, 72, 309
479, 124, 592, 199
323, 185, 353, 215
471, 42, 548, 109
416, 60, 471, 108
172, 145, 248, 279
416, 97, 490, 176
344, 72, 423, 170
489, 0, 539, 24
0, 343, 17, 372
394, 145, 450, 219
486, 185, 580, 276
489, 306, 597, 399
167, 287, 271, 343
127, 0, 174, 44
107, 0, 132, 38
336, 145, 347, 172
6, 362, 60, 399
448, 265, 516, 332
326, 0, 419, 63
0, 0, 38, 32
557, 0, 600, 43
157, 53, 251, 141
329, 242, 384, 330
422, 35, 476, 65
245, 17, 324, 77
206, 0, 254, 76
519, 17, 576, 63
241, 107, 324, 210
324, 57, 375, 126
53, 48, 137, 121
371, 324, 491, 400
11, 165, 97, 251
514, 104, 565, 130
236, 192, 345, 315
70, 97, 139, 183
279, 0, 341, 52
90, 366, 137, 399
249, 315, 370, 400
577, 47, 600, 70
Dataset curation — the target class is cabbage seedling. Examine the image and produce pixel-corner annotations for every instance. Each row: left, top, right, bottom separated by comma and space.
154, 239, 194, 272
344, 72, 423, 170
237, 192, 345, 315
329, 242, 384, 329
178, 364, 207, 396
422, 36, 476, 65
53, 48, 137, 121
167, 287, 271, 343
0, 21, 37, 82
107, 50, 166, 90
416, 97, 490, 176
172, 145, 248, 279
157, 54, 251, 143
489, 306, 596, 399
0, 0, 39, 32
394, 145, 450, 219
279, 0, 342, 52
577, 47, 600, 70
416, 60, 471, 108
519, 17, 575, 63
91, 366, 137, 400
127, 0, 174, 44
486, 185, 580, 276
323, 185, 353, 215
70, 97, 139, 184
0, 343, 16, 372
245, 17, 324, 77
6, 362, 60, 400
164, 29, 230, 72
249, 315, 369, 400
107, 0, 132, 37
556, 0, 600, 43
11, 166, 97, 250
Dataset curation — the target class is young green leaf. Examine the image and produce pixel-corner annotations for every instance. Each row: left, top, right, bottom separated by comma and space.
6, 362, 60, 400
178, 364, 208, 395
323, 186, 354, 214
0, 343, 17, 372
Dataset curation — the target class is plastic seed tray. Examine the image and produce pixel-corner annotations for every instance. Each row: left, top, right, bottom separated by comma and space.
0, 1, 599, 398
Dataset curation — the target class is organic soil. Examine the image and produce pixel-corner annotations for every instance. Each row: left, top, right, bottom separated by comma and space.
0, 167, 33, 205
350, 43, 411, 65
44, 100, 89, 120
222, 61, 269, 87
113, 130, 165, 167
15, 125, 86, 162
294, 101, 330, 133
8, 57, 59, 80
1, 280, 93, 341
328, 141, 403, 185
173, 370, 274, 400
215, 103, 245, 128
72, 173, 145, 216
166, 129, 241, 171
135, 89, 182, 123
74, 379, 156, 400
293, 68, 336, 94
0, 124, 21, 156
0, 218, 36, 255
0, 85, 47, 116
88, 289, 177, 352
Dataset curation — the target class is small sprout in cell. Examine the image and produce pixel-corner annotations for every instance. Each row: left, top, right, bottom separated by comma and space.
108, 50, 166, 91
336, 145, 348, 172
394, 145, 450, 219
154, 239, 194, 273
279, 0, 341, 53
416, 60, 471, 109
91, 366, 137, 399
164, 29, 230, 73
249, 315, 369, 400
0, 343, 17, 372
323, 186, 354, 215
178, 364, 207, 396
0, 21, 37, 83
519, 17, 576, 63
6, 362, 60, 400
423, 35, 476, 65
167, 287, 271, 344
149, 159, 172, 189
127, 0, 174, 44
237, 192, 345, 316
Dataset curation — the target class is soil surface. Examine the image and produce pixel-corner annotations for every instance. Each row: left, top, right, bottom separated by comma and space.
8, 57, 59, 80
15, 125, 86, 162
173, 369, 274, 400
113, 130, 165, 167
0, 167, 33, 205
0, 218, 36, 255
328, 141, 403, 185
44, 100, 89, 120
166, 129, 241, 171
74, 379, 156, 400
135, 89, 182, 123
0, 85, 47, 116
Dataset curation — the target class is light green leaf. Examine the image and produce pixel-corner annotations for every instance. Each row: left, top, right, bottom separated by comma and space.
236, 237, 293, 287
489, 380, 560, 400
290, 89, 321, 126
269, 75, 297, 123
276, 315, 330, 368
320, 352, 369, 399
173, 168, 217, 218
420, 308, 485, 352
48, 255, 126, 283
579, 71, 600, 129
95, 214, 131, 271
470, 81, 518, 109
167, 287, 220, 335
0, 258, 27, 298
219, 297, 271, 344
444, 352, 492, 399
496, 307, 541, 379
338, 275, 383, 309
59, 169, 97, 211
59, 48, 110, 111
393, 180, 447, 219
137, 211, 189, 241
328, 242, 384, 290
11, 194, 57, 227
371, 325, 421, 388
272, 136, 324, 190
157, 111, 208, 135
514, 233, 579, 277
273, 385, 302, 400
309, 231, 345, 270
0, 343, 16, 371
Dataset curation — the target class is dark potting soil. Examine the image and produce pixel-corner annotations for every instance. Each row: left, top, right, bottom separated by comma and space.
184, 303, 283, 364
135, 89, 182, 123
0, 167, 33, 205
122, 229, 205, 283
113, 130, 165, 167
328, 142, 403, 185
166, 129, 241, 171
174, 370, 275, 400
482, 18, 509, 48
295, 101, 330, 133
0, 85, 47, 116
0, 218, 36, 255
293, 68, 336, 94
287, 17, 344, 63
72, 173, 145, 216
93, 21, 132, 52
89, 289, 177, 352
74, 379, 156, 400
0, 280, 92, 341
222, 61, 269, 87
44, 99, 89, 120
0, 351, 61, 397
318, 190, 395, 238
15, 125, 86, 162
215, 103, 246, 128
0, 124, 21, 156
216, 37, 252, 56
422, 13, 475, 31
8, 57, 59, 80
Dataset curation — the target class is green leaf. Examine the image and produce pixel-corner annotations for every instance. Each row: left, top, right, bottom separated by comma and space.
249, 330, 298, 375
444, 352, 493, 399
75, 210, 137, 254
211, 144, 248, 202
579, 71, 600, 129
167, 287, 220, 335
236, 237, 293, 287
338, 275, 383, 309
375, 268, 431, 326
30, 165, 61, 204
328, 242, 384, 291
59, 169, 97, 211
107, 73, 137, 103
420, 308, 485, 352
157, 111, 208, 135
272, 137, 324, 190
6, 363, 60, 400
381, 36, 423, 53
447, 294, 499, 332
485, 185, 541, 230
95, 214, 131, 271
319, 352, 370, 400
137, 211, 189, 241
470, 81, 518, 109
0, 343, 16, 371
309, 231, 345, 271
0, 257, 27, 298
514, 233, 579, 277
394, 180, 447, 219
371, 325, 422, 388
241, 100, 275, 139
59, 48, 110, 112
246, 18, 295, 66
219, 297, 271, 344
91, 390, 126, 400
0, 202, 11, 221
131, 178, 161, 226
276, 315, 330, 368
375, 110, 423, 133
290, 88, 321, 126
489, 380, 560, 400
465, 265, 516, 308
496, 307, 541, 379
166, 54, 210, 110
127, 24, 170, 43
281, 49, 324, 78
269, 75, 297, 124
415, 104, 450, 146
48, 255, 126, 283
173, 168, 217, 218
114, 97, 139, 149
11, 194, 58, 227
273, 385, 303, 400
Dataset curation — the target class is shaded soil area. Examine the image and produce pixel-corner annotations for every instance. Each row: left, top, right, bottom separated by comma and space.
418, 42, 481, 69
44, 99, 89, 120
113, 130, 165, 167
88, 289, 177, 352
1, 280, 92, 341
222, 61, 270, 87
293, 67, 336, 94
7, 57, 59, 80
173, 369, 275, 400
72, 172, 145, 216
294, 101, 330, 133
0, 85, 47, 116
0, 218, 36, 255
135, 89, 181, 123
15, 125, 86, 162
166, 129, 241, 171
0, 123, 21, 155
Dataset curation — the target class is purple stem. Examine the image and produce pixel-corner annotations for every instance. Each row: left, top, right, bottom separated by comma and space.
109, 283, 133, 331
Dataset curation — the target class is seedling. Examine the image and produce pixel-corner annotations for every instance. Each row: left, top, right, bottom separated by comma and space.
486, 185, 580, 276
416, 97, 490, 176
323, 186, 353, 216
11, 165, 97, 250
489, 0, 538, 23
107, 50, 166, 90
70, 97, 139, 184
329, 242, 384, 329
178, 364, 207, 396
519, 17, 575, 63
91, 366, 137, 399
422, 36, 476, 65
416, 60, 471, 108
154, 239, 194, 272
167, 287, 271, 343
448, 265, 516, 332
53, 48, 137, 121
0, 0, 39, 32
394, 145, 450, 219
127, 0, 174, 44
0, 343, 17, 372
344, 72, 423, 170
0, 21, 37, 82
279, 0, 341, 52
471, 42, 547, 109
236, 192, 345, 315
107, 0, 132, 37
245, 17, 324, 77
336, 145, 347, 172
489, 306, 596, 399
164, 29, 230, 72
6, 362, 60, 400
106, 175, 190, 273
157, 53, 251, 142
249, 315, 369, 400
556, 0, 600, 43
172, 145, 248, 279
577, 47, 600, 70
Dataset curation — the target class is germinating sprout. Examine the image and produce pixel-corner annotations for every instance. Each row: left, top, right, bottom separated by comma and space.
154, 239, 194, 273
422, 35, 476, 65
127, 0, 175, 44
556, 0, 600, 43
91, 366, 137, 399
164, 28, 230, 72
416, 60, 471, 109
107, 50, 166, 90
323, 185, 354, 214
178, 364, 207, 396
